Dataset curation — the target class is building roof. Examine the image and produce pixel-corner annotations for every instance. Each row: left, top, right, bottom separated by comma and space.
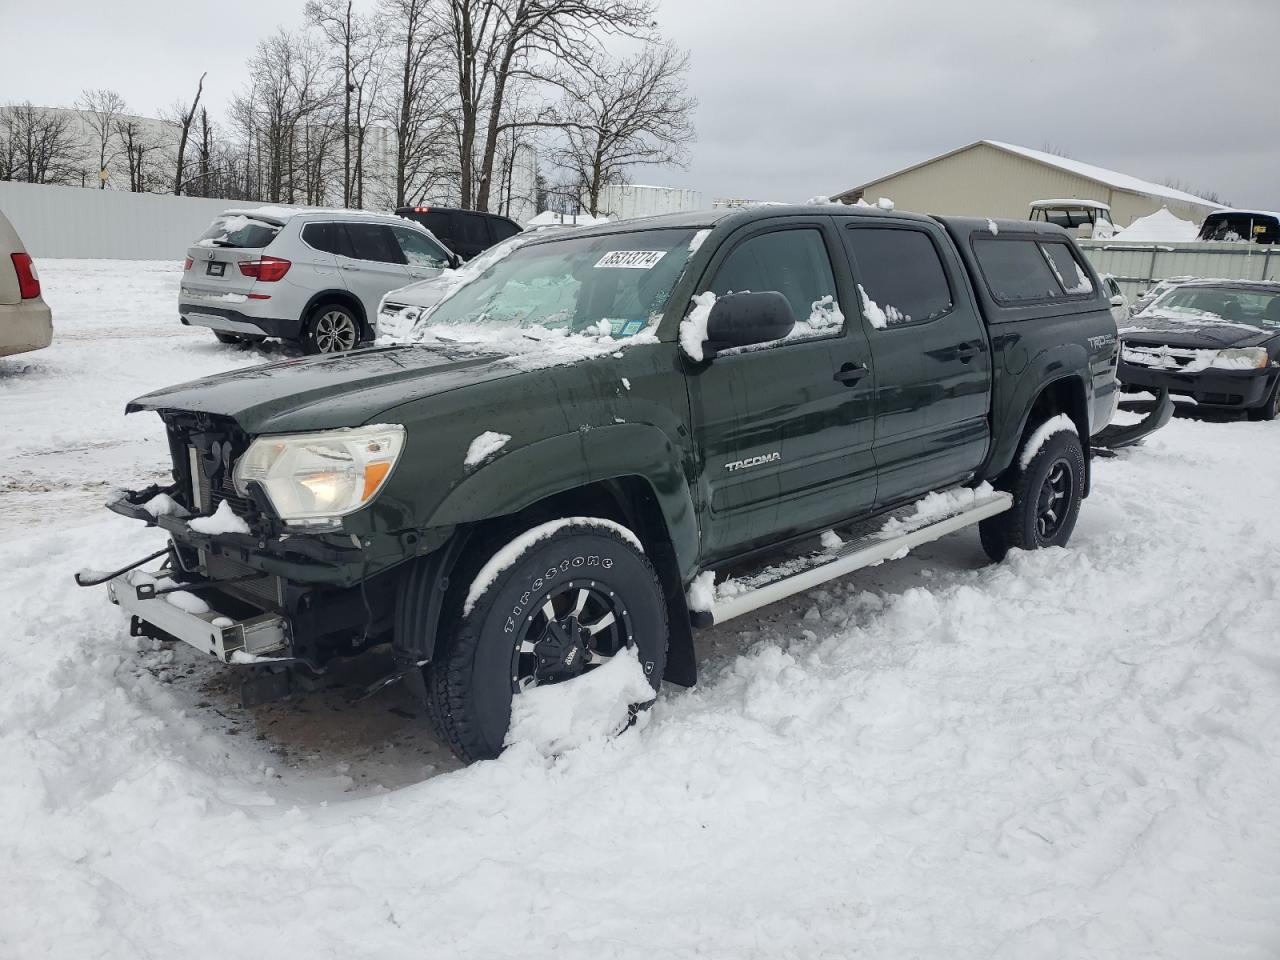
836, 140, 1223, 211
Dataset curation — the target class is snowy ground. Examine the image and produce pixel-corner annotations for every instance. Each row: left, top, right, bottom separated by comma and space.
2, 260, 1278, 959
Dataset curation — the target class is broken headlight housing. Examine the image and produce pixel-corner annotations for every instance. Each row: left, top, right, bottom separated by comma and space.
232, 425, 406, 527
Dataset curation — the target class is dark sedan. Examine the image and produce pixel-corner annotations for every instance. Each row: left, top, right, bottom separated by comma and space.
1119, 280, 1280, 421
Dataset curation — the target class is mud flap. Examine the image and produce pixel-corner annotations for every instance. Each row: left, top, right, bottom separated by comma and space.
1091, 388, 1173, 451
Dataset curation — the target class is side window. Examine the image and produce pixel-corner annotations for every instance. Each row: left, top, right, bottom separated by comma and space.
1039, 241, 1094, 295
345, 223, 405, 264
844, 227, 953, 327
710, 228, 843, 337
301, 222, 350, 257
392, 226, 450, 268
973, 238, 1062, 302
491, 219, 521, 242
457, 213, 491, 247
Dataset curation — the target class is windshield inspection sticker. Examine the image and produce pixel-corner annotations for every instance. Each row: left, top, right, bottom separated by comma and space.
595, 250, 666, 269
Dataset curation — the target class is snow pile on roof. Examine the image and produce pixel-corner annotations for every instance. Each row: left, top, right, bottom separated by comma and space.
525, 210, 610, 227
985, 141, 1221, 209
1113, 207, 1201, 243
505, 645, 654, 757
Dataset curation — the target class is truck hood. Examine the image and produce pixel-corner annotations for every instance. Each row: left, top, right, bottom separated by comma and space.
127, 344, 509, 434
1121, 311, 1277, 349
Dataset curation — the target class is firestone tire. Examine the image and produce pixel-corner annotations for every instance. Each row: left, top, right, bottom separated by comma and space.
426, 521, 668, 763
979, 428, 1086, 563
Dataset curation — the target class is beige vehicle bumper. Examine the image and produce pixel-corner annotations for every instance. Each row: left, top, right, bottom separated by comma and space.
0, 298, 53, 357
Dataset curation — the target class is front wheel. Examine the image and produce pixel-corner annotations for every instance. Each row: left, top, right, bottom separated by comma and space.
425, 519, 668, 762
980, 427, 1086, 562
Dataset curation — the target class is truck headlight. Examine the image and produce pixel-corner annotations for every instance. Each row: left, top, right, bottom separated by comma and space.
1213, 347, 1269, 370
232, 425, 406, 525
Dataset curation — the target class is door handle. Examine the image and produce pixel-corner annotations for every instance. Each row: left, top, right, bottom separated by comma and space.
954, 342, 979, 363
833, 363, 868, 385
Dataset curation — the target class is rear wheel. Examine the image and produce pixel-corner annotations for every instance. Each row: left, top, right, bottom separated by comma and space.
425, 519, 667, 762
304, 303, 361, 354
1247, 380, 1280, 422
980, 427, 1086, 562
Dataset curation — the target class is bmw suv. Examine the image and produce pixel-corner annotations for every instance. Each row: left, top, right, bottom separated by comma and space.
181, 208, 458, 353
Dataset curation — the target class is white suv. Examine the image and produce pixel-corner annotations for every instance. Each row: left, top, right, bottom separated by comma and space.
0, 207, 52, 358
181, 207, 458, 353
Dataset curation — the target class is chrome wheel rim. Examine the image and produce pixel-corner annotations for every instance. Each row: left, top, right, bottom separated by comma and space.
510, 579, 633, 692
315, 310, 358, 353
1035, 458, 1073, 541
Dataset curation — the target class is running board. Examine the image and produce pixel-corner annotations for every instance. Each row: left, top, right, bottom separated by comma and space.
695, 490, 1013, 627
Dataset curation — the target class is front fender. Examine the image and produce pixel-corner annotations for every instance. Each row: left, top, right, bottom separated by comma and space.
427, 422, 700, 577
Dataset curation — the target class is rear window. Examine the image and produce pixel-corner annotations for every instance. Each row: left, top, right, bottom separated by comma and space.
491, 218, 521, 242
197, 215, 280, 249
973, 238, 1066, 303
844, 227, 953, 325
1197, 213, 1279, 245
1040, 241, 1094, 295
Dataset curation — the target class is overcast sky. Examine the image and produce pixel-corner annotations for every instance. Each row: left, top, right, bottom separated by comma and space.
3, 0, 1277, 209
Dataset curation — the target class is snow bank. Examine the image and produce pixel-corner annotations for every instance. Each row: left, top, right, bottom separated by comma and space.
463, 517, 643, 615
187, 500, 250, 536
505, 646, 654, 757
5, 259, 1280, 960
1114, 207, 1201, 243
464, 431, 511, 468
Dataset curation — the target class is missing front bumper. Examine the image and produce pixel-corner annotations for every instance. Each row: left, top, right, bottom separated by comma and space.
107, 568, 291, 663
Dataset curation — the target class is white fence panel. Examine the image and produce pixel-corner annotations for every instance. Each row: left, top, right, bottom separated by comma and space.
1080, 240, 1280, 298
0, 181, 237, 260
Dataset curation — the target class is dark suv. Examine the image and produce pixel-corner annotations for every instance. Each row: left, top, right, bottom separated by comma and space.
395, 206, 522, 260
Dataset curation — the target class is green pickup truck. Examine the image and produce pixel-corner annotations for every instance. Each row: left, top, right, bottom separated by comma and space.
88, 204, 1121, 761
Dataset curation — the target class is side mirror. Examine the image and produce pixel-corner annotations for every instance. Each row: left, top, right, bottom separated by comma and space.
1110, 294, 1125, 307
449, 253, 462, 269
703, 291, 796, 358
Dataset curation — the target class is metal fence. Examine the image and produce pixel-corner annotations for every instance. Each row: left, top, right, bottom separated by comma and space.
0, 180, 237, 260
1080, 239, 1279, 298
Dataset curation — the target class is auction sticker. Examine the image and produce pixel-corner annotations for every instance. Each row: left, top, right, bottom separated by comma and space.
595, 250, 666, 269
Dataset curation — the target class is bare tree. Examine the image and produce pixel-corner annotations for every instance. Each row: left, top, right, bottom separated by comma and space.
76, 89, 127, 188
162, 72, 207, 195
436, 0, 657, 212
0, 103, 86, 185
380, 0, 453, 207
555, 42, 695, 216
114, 117, 163, 192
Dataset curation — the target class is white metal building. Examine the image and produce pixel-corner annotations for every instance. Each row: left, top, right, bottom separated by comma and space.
833, 140, 1223, 228
595, 184, 701, 221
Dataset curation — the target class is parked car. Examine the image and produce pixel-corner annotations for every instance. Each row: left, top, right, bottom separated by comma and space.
1131, 276, 1194, 316
181, 208, 458, 354
90, 206, 1118, 762
1029, 199, 1116, 239
394, 205, 522, 261
1101, 274, 1129, 324
1119, 279, 1280, 420
1196, 209, 1280, 245
376, 225, 570, 339
0, 208, 52, 358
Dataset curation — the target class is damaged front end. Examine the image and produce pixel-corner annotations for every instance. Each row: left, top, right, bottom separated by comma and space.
81, 411, 420, 700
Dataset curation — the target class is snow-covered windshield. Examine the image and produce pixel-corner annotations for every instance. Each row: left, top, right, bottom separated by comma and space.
421, 227, 698, 339
1149, 286, 1280, 327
